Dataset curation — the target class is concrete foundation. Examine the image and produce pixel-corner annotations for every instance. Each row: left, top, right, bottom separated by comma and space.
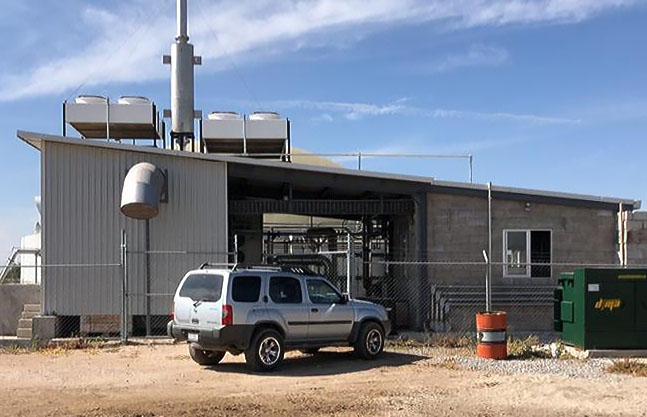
0, 285, 40, 335
32, 316, 57, 342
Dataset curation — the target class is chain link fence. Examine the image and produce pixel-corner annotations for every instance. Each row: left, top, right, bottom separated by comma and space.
9, 237, 640, 343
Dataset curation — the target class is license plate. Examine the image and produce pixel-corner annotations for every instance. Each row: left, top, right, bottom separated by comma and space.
187, 332, 199, 342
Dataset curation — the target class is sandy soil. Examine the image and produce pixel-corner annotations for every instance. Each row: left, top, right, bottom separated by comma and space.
0, 343, 646, 417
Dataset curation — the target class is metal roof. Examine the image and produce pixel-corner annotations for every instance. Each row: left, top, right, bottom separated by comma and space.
18, 130, 641, 211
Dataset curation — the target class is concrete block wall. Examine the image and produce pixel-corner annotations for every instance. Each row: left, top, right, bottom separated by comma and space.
427, 193, 619, 286
627, 211, 647, 264
0, 285, 40, 335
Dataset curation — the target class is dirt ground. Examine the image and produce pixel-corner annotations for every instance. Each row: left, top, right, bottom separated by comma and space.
1, 343, 646, 417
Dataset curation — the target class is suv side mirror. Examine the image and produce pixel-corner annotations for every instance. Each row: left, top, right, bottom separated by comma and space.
341, 293, 349, 304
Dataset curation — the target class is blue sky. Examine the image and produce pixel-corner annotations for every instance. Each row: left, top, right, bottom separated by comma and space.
1, 0, 647, 256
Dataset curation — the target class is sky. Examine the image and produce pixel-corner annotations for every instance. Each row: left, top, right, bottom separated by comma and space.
1, 0, 647, 258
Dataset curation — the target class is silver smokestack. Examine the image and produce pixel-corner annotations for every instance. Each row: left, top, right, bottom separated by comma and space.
166, 0, 200, 149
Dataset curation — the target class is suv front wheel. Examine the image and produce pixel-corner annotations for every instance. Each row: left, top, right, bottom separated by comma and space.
354, 322, 385, 359
245, 328, 285, 372
189, 345, 226, 366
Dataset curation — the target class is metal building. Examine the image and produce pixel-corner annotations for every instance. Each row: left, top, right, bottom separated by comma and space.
18, 130, 642, 336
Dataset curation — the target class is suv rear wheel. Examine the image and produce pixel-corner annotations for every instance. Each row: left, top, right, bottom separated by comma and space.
189, 345, 226, 366
245, 328, 285, 372
354, 322, 384, 359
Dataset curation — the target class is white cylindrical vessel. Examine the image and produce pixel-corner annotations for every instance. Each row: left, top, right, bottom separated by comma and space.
171, 41, 195, 134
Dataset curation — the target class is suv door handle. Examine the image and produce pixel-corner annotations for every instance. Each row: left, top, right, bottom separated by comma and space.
311, 308, 319, 313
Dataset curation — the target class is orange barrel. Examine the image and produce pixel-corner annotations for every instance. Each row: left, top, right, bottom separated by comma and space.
476, 311, 507, 359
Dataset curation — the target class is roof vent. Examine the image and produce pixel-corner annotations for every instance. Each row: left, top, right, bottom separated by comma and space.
207, 111, 242, 120
118, 96, 151, 105
75, 95, 107, 104
249, 111, 280, 120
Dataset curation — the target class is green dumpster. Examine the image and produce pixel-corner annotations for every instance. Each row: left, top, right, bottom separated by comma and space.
555, 268, 647, 350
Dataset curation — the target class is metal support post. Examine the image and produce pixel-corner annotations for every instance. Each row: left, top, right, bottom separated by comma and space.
469, 154, 473, 183
242, 116, 248, 155
346, 233, 353, 297
358, 152, 362, 170
145, 220, 151, 336
234, 234, 239, 265
62, 101, 67, 137
486, 181, 493, 311
106, 99, 111, 142
120, 230, 129, 344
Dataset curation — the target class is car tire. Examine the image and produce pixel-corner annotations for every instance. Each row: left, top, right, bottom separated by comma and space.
245, 328, 285, 372
300, 348, 320, 355
189, 345, 226, 366
354, 322, 385, 360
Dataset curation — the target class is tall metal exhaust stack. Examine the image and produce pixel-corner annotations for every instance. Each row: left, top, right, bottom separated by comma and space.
163, 0, 201, 150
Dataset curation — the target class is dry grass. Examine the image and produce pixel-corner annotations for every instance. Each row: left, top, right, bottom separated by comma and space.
0, 337, 114, 356
607, 359, 647, 377
507, 336, 551, 359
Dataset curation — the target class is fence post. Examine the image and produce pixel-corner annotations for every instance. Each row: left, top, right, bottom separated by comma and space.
346, 232, 352, 297
486, 181, 493, 311
145, 220, 151, 337
234, 234, 239, 265
120, 229, 128, 344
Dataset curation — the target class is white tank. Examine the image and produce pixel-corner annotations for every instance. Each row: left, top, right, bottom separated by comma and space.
75, 95, 107, 104
118, 96, 151, 105
249, 111, 280, 120
207, 111, 242, 120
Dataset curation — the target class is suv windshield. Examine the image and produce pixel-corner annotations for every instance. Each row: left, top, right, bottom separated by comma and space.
179, 273, 223, 302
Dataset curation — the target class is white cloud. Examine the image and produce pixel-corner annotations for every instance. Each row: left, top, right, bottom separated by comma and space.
269, 99, 581, 124
311, 113, 334, 122
427, 44, 509, 74
0, 0, 640, 101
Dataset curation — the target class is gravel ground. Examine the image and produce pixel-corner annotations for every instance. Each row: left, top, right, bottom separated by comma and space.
388, 344, 627, 379
2, 342, 647, 416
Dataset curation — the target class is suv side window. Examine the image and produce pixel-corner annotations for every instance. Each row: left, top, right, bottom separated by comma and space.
269, 276, 302, 304
231, 275, 261, 302
306, 279, 342, 304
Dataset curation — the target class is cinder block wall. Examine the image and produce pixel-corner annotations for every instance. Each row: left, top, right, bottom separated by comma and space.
427, 193, 618, 286
424, 193, 618, 332
0, 285, 40, 335
627, 211, 647, 264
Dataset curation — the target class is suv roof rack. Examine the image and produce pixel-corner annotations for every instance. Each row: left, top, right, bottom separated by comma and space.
232, 264, 319, 276
198, 262, 231, 270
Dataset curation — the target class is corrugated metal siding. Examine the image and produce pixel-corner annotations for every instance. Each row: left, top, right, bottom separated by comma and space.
42, 142, 227, 315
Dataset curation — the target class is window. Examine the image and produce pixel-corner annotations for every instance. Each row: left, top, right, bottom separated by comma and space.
231, 276, 261, 302
179, 274, 223, 302
503, 230, 551, 278
307, 279, 342, 304
269, 276, 302, 304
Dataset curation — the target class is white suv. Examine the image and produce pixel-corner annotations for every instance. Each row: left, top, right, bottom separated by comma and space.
168, 265, 391, 371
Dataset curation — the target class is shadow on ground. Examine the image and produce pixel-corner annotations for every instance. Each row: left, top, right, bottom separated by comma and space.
207, 349, 427, 377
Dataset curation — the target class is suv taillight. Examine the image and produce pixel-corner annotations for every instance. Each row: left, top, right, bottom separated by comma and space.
170, 307, 174, 321
222, 305, 233, 326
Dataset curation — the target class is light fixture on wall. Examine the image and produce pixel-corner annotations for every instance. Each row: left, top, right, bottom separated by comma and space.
524, 202, 532, 212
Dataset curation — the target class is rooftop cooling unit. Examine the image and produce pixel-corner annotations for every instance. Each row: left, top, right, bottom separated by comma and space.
201, 111, 289, 158
64, 95, 165, 140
